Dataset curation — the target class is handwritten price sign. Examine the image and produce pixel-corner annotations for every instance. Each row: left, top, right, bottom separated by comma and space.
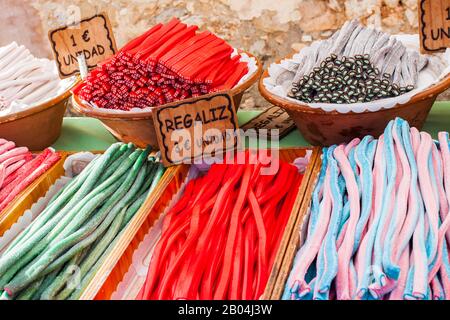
48, 13, 117, 78
419, 0, 450, 53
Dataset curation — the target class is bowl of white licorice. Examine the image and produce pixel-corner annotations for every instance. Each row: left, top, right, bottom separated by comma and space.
0, 42, 79, 150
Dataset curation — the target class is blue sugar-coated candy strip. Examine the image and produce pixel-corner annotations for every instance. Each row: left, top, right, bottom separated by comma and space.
382, 119, 406, 280
412, 190, 428, 299
308, 147, 329, 238
373, 120, 397, 287
354, 136, 375, 252
282, 156, 332, 303
314, 148, 343, 297
425, 153, 438, 265
397, 121, 420, 257
355, 138, 387, 299
403, 265, 415, 300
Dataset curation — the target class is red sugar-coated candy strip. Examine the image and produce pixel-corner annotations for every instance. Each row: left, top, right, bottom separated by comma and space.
0, 151, 60, 212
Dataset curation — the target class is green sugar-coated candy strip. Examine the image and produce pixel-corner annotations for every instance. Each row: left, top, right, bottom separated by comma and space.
5, 156, 102, 254
31, 269, 61, 300
50, 148, 146, 244
0, 180, 121, 289
0, 143, 124, 274
56, 207, 127, 300
44, 162, 148, 278
0, 154, 129, 288
0, 177, 124, 293
3, 149, 150, 296
98, 144, 137, 184
40, 249, 88, 300
44, 145, 131, 243
0, 147, 137, 278
15, 276, 45, 300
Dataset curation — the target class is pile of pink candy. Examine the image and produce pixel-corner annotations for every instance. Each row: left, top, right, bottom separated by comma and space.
0, 139, 61, 212
284, 118, 450, 300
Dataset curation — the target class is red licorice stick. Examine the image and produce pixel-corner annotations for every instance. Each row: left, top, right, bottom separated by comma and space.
192, 50, 235, 84
156, 205, 203, 299
242, 219, 256, 299
180, 166, 244, 291
215, 63, 249, 91
213, 165, 253, 299
120, 23, 163, 53
248, 187, 268, 298
145, 25, 198, 63
166, 165, 239, 298
160, 32, 213, 68
172, 38, 225, 77
129, 18, 181, 55
186, 49, 235, 84
230, 222, 244, 300
199, 191, 235, 299
210, 57, 241, 85
167, 36, 220, 74
138, 23, 188, 61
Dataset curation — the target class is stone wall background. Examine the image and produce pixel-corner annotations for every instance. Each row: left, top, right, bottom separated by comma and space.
1, 0, 446, 109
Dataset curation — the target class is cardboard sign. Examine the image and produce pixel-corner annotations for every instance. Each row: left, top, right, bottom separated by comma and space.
153, 92, 240, 166
240, 106, 295, 139
419, 0, 450, 53
48, 13, 117, 78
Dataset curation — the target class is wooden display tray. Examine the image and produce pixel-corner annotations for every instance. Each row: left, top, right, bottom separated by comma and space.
269, 151, 323, 300
89, 147, 321, 300
0, 150, 174, 300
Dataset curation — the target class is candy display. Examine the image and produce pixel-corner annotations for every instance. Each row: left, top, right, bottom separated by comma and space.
0, 139, 60, 212
0, 143, 165, 300
264, 20, 450, 110
74, 18, 251, 111
0, 42, 73, 116
138, 154, 303, 300
283, 118, 450, 300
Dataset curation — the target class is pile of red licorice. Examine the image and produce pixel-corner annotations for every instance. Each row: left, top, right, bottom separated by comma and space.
0, 140, 61, 212
138, 154, 303, 300
74, 18, 249, 111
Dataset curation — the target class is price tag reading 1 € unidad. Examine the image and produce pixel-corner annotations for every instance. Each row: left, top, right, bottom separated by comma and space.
48, 13, 117, 78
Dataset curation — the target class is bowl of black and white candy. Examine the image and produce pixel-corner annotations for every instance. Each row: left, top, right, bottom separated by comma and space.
259, 20, 450, 146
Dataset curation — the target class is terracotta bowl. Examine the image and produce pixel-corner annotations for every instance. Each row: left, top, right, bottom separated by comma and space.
0, 80, 78, 151
259, 59, 450, 146
71, 51, 262, 149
